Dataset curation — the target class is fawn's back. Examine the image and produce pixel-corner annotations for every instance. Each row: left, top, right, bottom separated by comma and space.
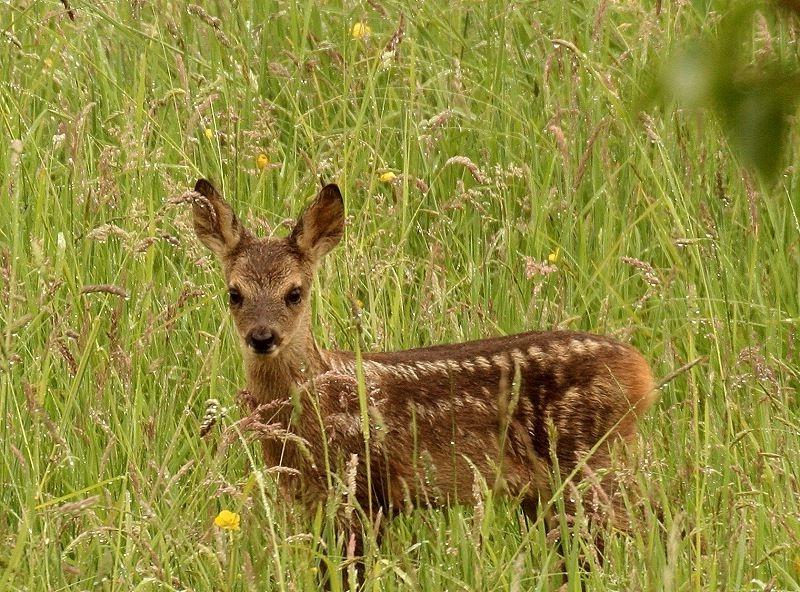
318, 330, 654, 507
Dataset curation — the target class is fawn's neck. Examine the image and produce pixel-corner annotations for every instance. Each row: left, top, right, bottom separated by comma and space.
244, 331, 329, 404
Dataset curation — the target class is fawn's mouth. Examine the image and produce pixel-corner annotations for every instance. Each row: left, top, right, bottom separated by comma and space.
249, 343, 278, 356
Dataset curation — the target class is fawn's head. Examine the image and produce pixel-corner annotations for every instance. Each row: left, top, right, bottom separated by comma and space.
191, 179, 344, 358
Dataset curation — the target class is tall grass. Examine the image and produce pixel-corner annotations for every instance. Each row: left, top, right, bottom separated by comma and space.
1, 0, 798, 590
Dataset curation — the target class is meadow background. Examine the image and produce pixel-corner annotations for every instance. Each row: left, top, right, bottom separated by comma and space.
1, 0, 799, 590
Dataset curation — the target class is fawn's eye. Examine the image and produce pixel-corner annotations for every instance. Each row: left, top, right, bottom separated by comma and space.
285, 287, 302, 306
228, 288, 243, 307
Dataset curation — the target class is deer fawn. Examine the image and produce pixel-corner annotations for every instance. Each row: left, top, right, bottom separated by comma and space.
191, 178, 656, 561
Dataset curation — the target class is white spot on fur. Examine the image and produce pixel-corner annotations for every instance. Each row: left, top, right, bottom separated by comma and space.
548, 342, 568, 361
399, 364, 420, 381
582, 339, 601, 354
510, 348, 527, 368
492, 353, 510, 371
527, 345, 545, 363
563, 386, 582, 405
413, 361, 432, 375
466, 395, 490, 413
460, 359, 475, 372
412, 403, 430, 420
433, 362, 448, 374
475, 356, 492, 370
569, 339, 587, 356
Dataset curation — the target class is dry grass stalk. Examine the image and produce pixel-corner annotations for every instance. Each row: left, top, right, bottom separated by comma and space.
655, 356, 706, 390
199, 399, 220, 437
55, 495, 99, 515
547, 124, 569, 163
81, 284, 128, 298
24, 383, 71, 458
53, 338, 78, 376
525, 257, 557, 278
367, 0, 388, 17
10, 444, 27, 471
621, 257, 661, 287
742, 172, 760, 235
86, 224, 130, 242
139, 282, 204, 345
592, 0, 609, 42
187, 4, 231, 47
385, 13, 405, 55
574, 119, 607, 190
422, 109, 454, 130
59, 0, 76, 21
445, 156, 491, 184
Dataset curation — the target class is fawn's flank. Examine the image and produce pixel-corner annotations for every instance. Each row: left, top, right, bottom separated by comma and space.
191, 178, 656, 543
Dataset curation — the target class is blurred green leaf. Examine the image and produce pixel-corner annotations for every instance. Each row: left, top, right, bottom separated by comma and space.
716, 74, 800, 180
662, 2, 800, 180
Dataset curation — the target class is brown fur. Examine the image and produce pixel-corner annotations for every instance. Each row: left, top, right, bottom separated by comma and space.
191, 179, 656, 545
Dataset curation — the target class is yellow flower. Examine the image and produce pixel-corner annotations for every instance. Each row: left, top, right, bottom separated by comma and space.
379, 171, 396, 183
214, 509, 240, 530
204, 128, 214, 140
256, 153, 269, 170
547, 248, 560, 263
351, 22, 371, 39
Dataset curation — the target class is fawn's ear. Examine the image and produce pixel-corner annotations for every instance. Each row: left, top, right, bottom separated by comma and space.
192, 179, 246, 259
289, 183, 344, 262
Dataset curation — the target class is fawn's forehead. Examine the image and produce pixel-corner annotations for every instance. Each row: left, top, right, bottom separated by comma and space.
226, 238, 308, 289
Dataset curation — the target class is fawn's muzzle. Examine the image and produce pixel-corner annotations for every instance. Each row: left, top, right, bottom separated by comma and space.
246, 328, 280, 355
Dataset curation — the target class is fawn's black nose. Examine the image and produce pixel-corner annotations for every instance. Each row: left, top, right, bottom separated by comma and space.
246, 329, 279, 354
